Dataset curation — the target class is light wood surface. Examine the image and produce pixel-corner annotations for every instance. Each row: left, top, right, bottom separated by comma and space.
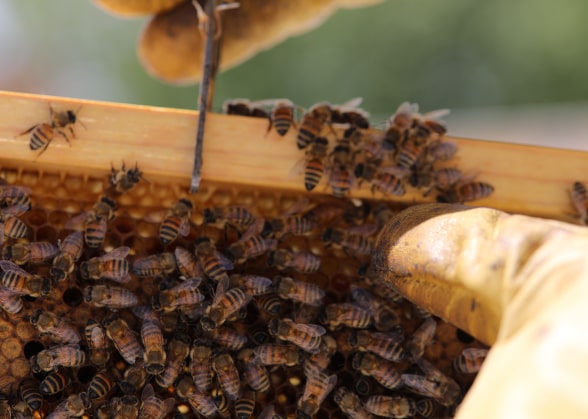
0, 90, 585, 220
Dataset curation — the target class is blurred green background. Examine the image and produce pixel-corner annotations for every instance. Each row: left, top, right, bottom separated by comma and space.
2, 0, 587, 148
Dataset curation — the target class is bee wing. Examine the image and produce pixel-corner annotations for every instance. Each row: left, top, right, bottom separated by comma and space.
288, 155, 308, 179
422, 108, 451, 121
174, 277, 203, 292
179, 217, 191, 237
395, 102, 419, 116
347, 224, 379, 237
212, 279, 229, 304
1, 204, 29, 218
65, 211, 91, 231
236, 218, 265, 243
141, 383, 155, 401
377, 165, 411, 179
161, 398, 176, 416
214, 250, 234, 271
281, 197, 311, 217
295, 323, 326, 337
103, 246, 130, 260
339, 97, 363, 110
0, 260, 27, 275
90, 324, 106, 346
0, 185, 32, 197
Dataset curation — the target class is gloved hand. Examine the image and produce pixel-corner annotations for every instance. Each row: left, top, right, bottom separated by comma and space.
92, 0, 384, 84
374, 203, 588, 418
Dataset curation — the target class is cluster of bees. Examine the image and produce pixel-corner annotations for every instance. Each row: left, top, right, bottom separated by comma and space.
0, 162, 490, 419
224, 99, 495, 203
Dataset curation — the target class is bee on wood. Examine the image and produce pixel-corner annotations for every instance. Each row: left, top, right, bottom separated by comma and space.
352, 352, 402, 390
30, 308, 81, 344
267, 249, 321, 273
190, 340, 213, 393
328, 138, 355, 197
83, 284, 138, 309
237, 348, 270, 393
30, 344, 86, 373
570, 181, 588, 224
437, 181, 495, 203
51, 231, 84, 282
297, 363, 337, 419
253, 344, 301, 367
138, 384, 175, 419
252, 98, 297, 136
349, 329, 405, 362
364, 395, 417, 419
268, 318, 325, 354
109, 162, 146, 194
133, 252, 177, 278
66, 196, 117, 248
425, 139, 458, 162
297, 102, 332, 150
290, 136, 330, 192
17, 104, 81, 157
406, 317, 437, 362
5, 241, 58, 265
104, 317, 144, 365
151, 278, 204, 312
401, 358, 461, 406
158, 198, 193, 245
0, 260, 50, 298
324, 303, 372, 330
275, 275, 324, 307
223, 99, 269, 118
332, 387, 372, 419
212, 353, 241, 401
19, 378, 43, 412
330, 98, 370, 129
80, 246, 131, 284
201, 286, 252, 331
88, 371, 114, 401
453, 347, 489, 374
85, 319, 111, 367
40, 371, 70, 396
155, 331, 190, 389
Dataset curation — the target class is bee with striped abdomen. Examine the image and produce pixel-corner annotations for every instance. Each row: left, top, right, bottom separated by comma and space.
324, 303, 372, 330
253, 344, 301, 367
5, 241, 58, 265
267, 249, 321, 273
352, 352, 402, 390
104, 317, 144, 365
30, 344, 86, 373
30, 308, 81, 344
51, 231, 84, 282
88, 371, 114, 401
0, 260, 50, 298
40, 371, 70, 396
190, 340, 213, 393
332, 387, 372, 419
268, 318, 325, 354
109, 162, 146, 194
297, 363, 337, 419
237, 348, 270, 393
158, 198, 193, 245
212, 353, 241, 401
151, 278, 204, 312
81, 246, 131, 284
84, 284, 138, 310
133, 252, 177, 278
85, 319, 111, 367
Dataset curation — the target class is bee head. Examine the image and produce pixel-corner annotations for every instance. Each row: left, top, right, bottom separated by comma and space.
260, 220, 275, 238
202, 208, 216, 224
79, 262, 90, 280
320, 228, 333, 242
50, 267, 67, 283
200, 316, 216, 332
267, 318, 279, 336
66, 110, 77, 124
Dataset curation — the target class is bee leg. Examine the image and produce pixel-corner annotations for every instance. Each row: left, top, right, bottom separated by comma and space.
265, 118, 274, 137
16, 124, 38, 137
34, 139, 53, 159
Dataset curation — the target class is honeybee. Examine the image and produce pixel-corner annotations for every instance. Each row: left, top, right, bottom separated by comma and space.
85, 319, 110, 367
237, 348, 270, 392
331, 98, 370, 129
190, 340, 213, 393
349, 329, 405, 362
453, 347, 488, 374
19, 378, 43, 412
50, 231, 84, 282
179, 383, 219, 418
152, 278, 204, 312
223, 99, 269, 118
81, 246, 131, 284
141, 317, 166, 375
229, 274, 272, 296
401, 358, 461, 406
109, 162, 145, 194
364, 395, 416, 419
0, 260, 50, 298
84, 284, 138, 309
256, 98, 296, 136
324, 303, 372, 330
570, 181, 588, 224
209, 326, 248, 351
88, 371, 114, 400
406, 317, 437, 362
0, 204, 29, 245
5, 241, 58, 265
30, 308, 81, 344
275, 276, 324, 307
303, 201, 346, 224
155, 331, 190, 389
202, 205, 257, 228
256, 293, 283, 316
290, 136, 330, 192
201, 286, 252, 331
173, 246, 202, 280
350, 285, 400, 332
412, 166, 464, 192
267, 249, 321, 273
18, 104, 80, 157
104, 317, 144, 365
194, 236, 234, 283
212, 353, 241, 401
66, 196, 117, 248
133, 252, 177, 278
0, 184, 31, 208
297, 363, 337, 418
268, 318, 325, 354
155, 198, 193, 244
40, 371, 70, 396
332, 387, 372, 419
437, 181, 495, 203
31, 344, 86, 373
321, 225, 376, 255
352, 352, 401, 390
253, 344, 300, 367
425, 139, 458, 161
111, 394, 139, 419
226, 233, 278, 264
137, 384, 175, 419
210, 381, 231, 418
120, 362, 149, 395
305, 334, 337, 371
0, 286, 22, 314
297, 103, 332, 149
234, 390, 256, 419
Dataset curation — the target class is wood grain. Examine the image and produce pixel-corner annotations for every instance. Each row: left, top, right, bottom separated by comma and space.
0, 90, 585, 220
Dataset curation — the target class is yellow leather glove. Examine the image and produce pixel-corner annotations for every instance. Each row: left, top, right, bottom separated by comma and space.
374, 203, 588, 418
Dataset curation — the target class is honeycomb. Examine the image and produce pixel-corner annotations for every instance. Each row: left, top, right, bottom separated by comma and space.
0, 160, 490, 418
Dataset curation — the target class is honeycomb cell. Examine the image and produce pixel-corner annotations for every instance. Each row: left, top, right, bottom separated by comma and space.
2, 337, 23, 360
0, 319, 14, 340
35, 225, 58, 243
10, 357, 30, 379
25, 208, 48, 227
15, 322, 35, 341
23, 341, 45, 359
87, 177, 105, 194
0, 356, 9, 378
63, 287, 84, 307
63, 175, 84, 192
111, 216, 136, 236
